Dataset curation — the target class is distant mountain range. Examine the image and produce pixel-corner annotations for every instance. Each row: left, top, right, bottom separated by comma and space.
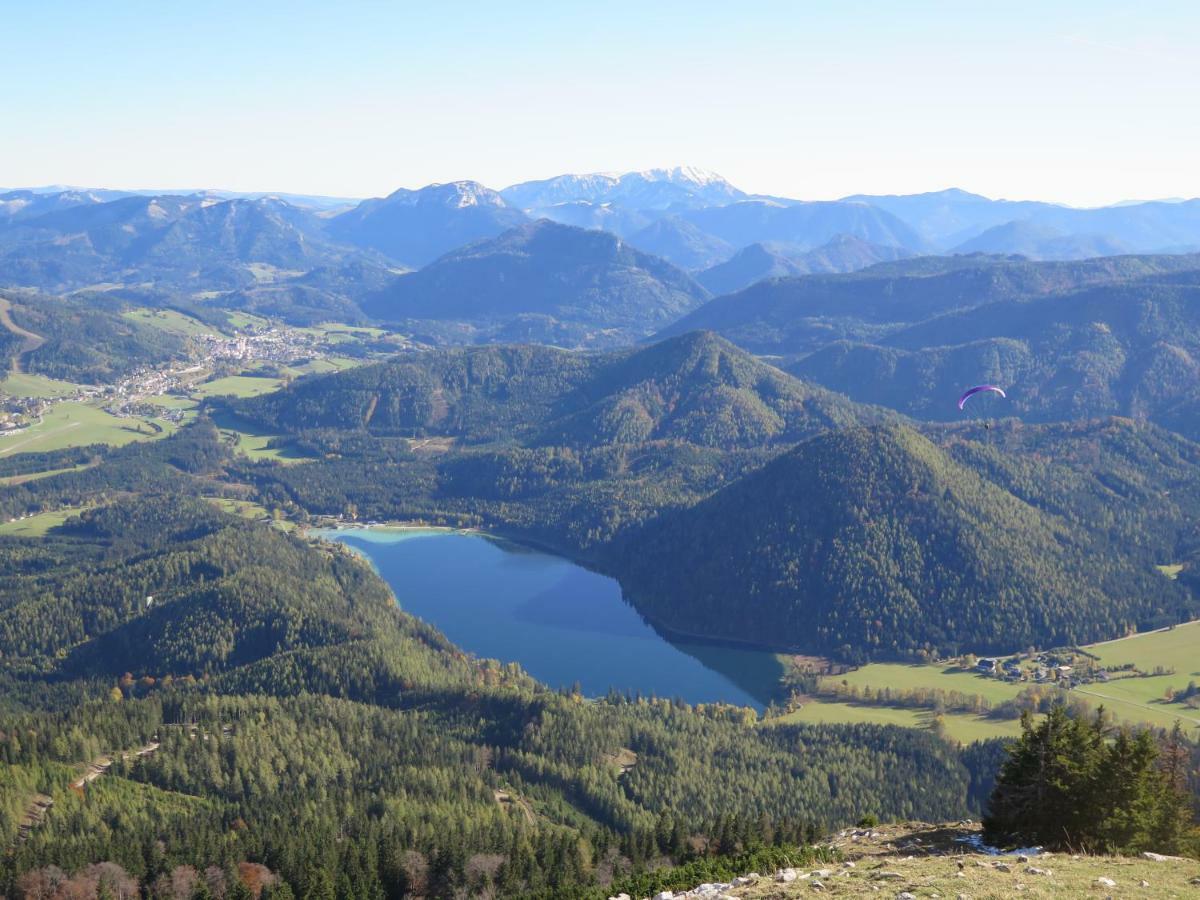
327, 181, 528, 268
4, 170, 1200, 355
696, 235, 913, 295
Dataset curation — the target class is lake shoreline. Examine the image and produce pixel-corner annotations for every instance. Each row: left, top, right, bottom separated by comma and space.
311, 522, 785, 709
312, 519, 816, 659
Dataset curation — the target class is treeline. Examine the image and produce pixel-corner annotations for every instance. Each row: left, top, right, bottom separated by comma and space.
816, 679, 1094, 722
232, 332, 871, 451
984, 708, 1199, 855
0, 493, 981, 898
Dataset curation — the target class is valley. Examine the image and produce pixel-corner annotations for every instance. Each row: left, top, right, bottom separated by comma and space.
3, 171, 1200, 898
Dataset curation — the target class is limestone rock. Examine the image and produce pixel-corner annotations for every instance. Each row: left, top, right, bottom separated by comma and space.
1140, 851, 1185, 862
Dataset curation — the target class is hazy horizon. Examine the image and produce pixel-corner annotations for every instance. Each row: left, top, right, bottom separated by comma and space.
2, 174, 1196, 210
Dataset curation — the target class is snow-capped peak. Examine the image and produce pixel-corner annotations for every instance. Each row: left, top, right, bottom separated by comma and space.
622, 166, 730, 187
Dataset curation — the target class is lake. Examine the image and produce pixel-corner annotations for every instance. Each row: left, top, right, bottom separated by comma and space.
321, 527, 784, 710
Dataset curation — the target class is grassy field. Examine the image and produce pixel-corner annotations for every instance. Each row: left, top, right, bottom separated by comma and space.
145, 393, 200, 410
210, 410, 309, 463
302, 323, 388, 341
770, 700, 1024, 745
791, 622, 1200, 741
193, 375, 285, 398
0, 402, 176, 456
203, 496, 270, 520
0, 462, 97, 486
222, 312, 271, 329
0, 372, 85, 398
835, 663, 1027, 705
282, 356, 366, 377
0, 505, 86, 537
122, 308, 217, 338
1076, 621, 1200, 730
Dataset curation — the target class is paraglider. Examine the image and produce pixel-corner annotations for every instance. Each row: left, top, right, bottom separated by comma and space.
956, 384, 1007, 411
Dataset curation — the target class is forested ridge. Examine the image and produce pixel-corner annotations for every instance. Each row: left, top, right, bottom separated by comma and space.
615, 423, 1198, 659
0, 291, 188, 383
237, 331, 876, 449
0, 487, 982, 898
3, 303, 1200, 896
218, 331, 1200, 659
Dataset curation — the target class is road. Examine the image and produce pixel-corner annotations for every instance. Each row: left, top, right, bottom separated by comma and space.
11, 740, 161, 847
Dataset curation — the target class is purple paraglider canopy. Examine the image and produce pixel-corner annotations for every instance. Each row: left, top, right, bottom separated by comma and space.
957, 384, 1007, 411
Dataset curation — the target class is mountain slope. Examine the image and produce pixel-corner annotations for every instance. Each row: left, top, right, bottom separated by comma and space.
659, 253, 1200, 355
615, 424, 1189, 660
680, 200, 925, 252
843, 188, 1200, 252
0, 433, 981, 895
952, 220, 1130, 260
627, 215, 734, 269
237, 330, 876, 449
360, 219, 711, 346
0, 195, 351, 290
698, 236, 914, 294
328, 181, 528, 267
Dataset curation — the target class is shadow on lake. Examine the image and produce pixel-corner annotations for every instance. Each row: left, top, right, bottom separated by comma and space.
321, 527, 786, 710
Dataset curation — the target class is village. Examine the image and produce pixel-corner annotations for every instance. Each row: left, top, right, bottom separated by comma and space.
970, 645, 1174, 692
0, 323, 323, 434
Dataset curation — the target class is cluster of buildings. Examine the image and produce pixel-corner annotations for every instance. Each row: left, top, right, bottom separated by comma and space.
975, 653, 1109, 690
195, 326, 321, 367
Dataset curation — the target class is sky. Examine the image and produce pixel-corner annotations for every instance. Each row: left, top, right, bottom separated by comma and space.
3, 0, 1199, 206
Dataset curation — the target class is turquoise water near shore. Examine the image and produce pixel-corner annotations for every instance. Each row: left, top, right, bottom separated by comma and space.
322, 527, 784, 710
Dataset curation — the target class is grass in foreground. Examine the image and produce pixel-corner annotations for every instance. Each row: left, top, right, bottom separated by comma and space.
722, 821, 1200, 900
734, 849, 1200, 899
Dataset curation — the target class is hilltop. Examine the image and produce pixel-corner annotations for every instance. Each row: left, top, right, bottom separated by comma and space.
615, 423, 1193, 660
360, 219, 710, 346
235, 330, 876, 449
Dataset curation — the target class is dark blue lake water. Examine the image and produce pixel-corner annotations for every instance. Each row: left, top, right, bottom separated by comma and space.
322, 528, 783, 709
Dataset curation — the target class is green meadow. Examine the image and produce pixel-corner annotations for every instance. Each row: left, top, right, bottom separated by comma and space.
192, 374, 285, 398
0, 402, 176, 456
210, 410, 309, 463
0, 505, 87, 537
122, 308, 218, 338
0, 372, 85, 398
792, 621, 1200, 740
768, 700, 1024, 745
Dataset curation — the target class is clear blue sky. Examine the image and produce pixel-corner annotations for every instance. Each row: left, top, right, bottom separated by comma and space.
3, 0, 1197, 205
